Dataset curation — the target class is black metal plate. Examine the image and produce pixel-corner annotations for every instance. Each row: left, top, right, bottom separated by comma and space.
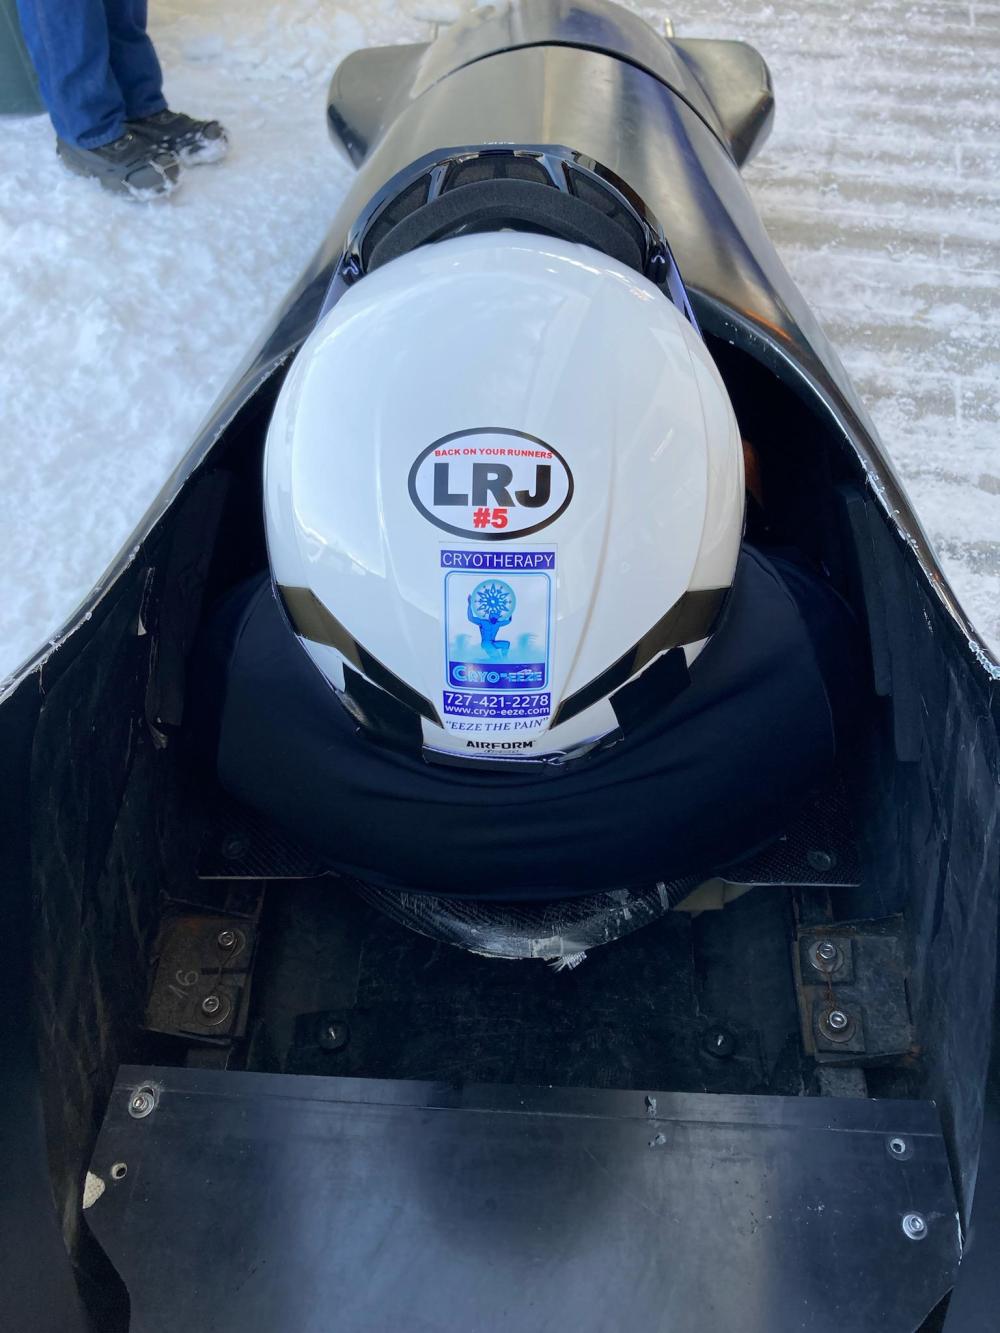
796, 922, 913, 1062
145, 914, 258, 1042
260, 883, 805, 1096
86, 1068, 958, 1333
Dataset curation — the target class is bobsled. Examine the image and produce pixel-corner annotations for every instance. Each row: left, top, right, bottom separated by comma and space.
1, 3, 998, 1331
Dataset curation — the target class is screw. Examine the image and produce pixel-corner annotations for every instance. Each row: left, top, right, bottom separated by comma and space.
889, 1136, 908, 1157
317, 1017, 350, 1052
818, 1007, 856, 1043
128, 1087, 156, 1119
201, 994, 222, 1016
702, 1026, 736, 1059
809, 939, 843, 974
807, 849, 835, 873
217, 929, 237, 951
902, 1212, 927, 1240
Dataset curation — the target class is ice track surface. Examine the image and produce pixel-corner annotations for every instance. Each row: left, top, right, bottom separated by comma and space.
0, 0, 997, 680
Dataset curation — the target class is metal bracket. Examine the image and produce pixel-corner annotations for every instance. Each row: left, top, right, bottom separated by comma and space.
145, 914, 258, 1043
794, 918, 913, 1063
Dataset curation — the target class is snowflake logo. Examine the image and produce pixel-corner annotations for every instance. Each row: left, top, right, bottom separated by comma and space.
472, 579, 516, 621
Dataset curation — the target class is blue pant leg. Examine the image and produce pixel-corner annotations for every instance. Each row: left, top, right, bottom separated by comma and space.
104, 0, 165, 120
15, 0, 126, 147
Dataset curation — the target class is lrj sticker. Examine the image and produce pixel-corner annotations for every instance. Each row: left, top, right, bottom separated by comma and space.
409, 429, 573, 540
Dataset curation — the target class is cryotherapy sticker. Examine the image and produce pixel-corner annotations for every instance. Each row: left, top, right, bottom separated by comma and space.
408, 429, 573, 540
442, 549, 555, 730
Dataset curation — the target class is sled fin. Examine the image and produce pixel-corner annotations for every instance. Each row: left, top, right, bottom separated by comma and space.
672, 38, 774, 166
326, 43, 429, 166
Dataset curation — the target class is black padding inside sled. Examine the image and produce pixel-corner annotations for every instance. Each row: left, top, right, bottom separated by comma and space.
250, 879, 805, 1095
365, 178, 645, 273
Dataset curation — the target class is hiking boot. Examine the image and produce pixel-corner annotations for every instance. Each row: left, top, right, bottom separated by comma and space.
56, 132, 181, 200
129, 109, 229, 166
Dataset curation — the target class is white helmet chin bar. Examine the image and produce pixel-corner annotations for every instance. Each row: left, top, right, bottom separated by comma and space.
265, 147, 745, 769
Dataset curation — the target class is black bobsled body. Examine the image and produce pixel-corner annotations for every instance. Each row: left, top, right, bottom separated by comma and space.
2, 4, 998, 1331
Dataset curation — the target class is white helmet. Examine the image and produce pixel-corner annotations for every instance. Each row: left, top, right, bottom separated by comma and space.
264, 231, 744, 767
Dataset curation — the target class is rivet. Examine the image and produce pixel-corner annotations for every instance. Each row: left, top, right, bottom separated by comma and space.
221, 835, 247, 861
807, 849, 835, 873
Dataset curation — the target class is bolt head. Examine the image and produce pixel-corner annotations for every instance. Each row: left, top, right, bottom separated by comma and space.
128, 1087, 156, 1118
701, 1026, 736, 1059
806, 849, 835, 873
818, 1006, 856, 1043
317, 1016, 350, 1052
902, 1212, 927, 1240
201, 994, 222, 1016
221, 835, 248, 861
809, 939, 844, 976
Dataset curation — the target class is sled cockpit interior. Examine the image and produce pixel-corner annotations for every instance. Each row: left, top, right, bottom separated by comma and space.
3, 4, 999, 1332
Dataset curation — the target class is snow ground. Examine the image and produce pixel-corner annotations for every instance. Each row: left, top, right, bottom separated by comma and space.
0, 0, 997, 680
